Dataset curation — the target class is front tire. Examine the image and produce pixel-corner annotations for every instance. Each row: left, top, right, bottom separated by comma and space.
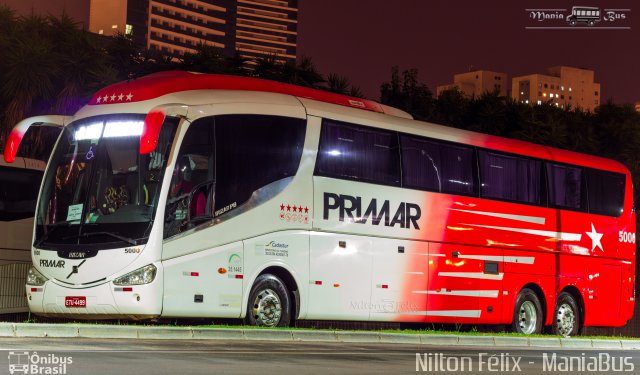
553, 292, 580, 337
244, 274, 291, 327
512, 288, 543, 334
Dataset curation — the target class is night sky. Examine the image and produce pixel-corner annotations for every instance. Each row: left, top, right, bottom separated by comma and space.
2, 0, 638, 104
298, 0, 639, 104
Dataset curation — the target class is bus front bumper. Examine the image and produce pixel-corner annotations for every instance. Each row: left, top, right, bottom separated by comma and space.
26, 278, 162, 320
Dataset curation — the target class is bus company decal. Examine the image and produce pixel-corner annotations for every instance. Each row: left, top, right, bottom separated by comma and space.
39, 259, 66, 268
279, 202, 309, 223
227, 253, 242, 276
323, 192, 421, 229
256, 241, 290, 257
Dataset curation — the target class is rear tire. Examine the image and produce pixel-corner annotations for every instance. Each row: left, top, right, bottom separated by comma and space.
512, 288, 543, 334
553, 292, 580, 337
244, 274, 291, 327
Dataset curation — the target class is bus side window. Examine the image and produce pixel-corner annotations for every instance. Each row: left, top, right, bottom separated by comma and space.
546, 163, 584, 211
478, 150, 542, 205
586, 169, 625, 217
400, 135, 442, 192
315, 119, 400, 186
439, 143, 476, 196
213, 115, 305, 217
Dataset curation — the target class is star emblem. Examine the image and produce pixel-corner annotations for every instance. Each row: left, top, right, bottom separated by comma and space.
117, 93, 124, 101
126, 93, 133, 101
96, 96, 102, 103
110, 94, 116, 101
585, 222, 603, 253
102, 95, 109, 102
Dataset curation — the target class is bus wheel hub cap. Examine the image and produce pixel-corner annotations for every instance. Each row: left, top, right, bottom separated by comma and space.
253, 289, 281, 326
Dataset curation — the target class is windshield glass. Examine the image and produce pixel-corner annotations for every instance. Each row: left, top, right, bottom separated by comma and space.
35, 114, 178, 249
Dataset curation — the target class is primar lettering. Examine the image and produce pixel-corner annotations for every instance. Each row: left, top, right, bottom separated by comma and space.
323, 193, 421, 229
40, 259, 66, 268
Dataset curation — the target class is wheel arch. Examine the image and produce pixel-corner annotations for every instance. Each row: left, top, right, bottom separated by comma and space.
247, 265, 300, 322
518, 283, 547, 322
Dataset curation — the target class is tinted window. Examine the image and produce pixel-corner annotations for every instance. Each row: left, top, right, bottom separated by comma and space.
17, 126, 62, 162
215, 115, 305, 215
587, 169, 625, 216
400, 135, 442, 191
547, 163, 583, 210
439, 143, 476, 195
315, 120, 400, 186
0, 166, 43, 221
479, 151, 542, 204
400, 135, 476, 195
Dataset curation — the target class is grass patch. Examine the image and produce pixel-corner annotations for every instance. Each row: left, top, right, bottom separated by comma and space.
8, 316, 639, 340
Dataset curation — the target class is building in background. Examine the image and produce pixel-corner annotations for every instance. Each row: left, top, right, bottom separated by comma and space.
436, 70, 508, 98
512, 66, 600, 112
87, 0, 298, 64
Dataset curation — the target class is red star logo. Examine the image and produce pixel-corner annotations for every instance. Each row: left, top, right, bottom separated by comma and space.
293, 206, 298, 212
286, 205, 291, 211
280, 204, 285, 211
304, 207, 309, 213
298, 205, 303, 212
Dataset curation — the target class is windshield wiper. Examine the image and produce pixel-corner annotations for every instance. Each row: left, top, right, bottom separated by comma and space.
63, 231, 143, 246
35, 222, 72, 248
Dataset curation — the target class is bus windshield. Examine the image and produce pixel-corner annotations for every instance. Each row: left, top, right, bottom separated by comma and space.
35, 114, 178, 250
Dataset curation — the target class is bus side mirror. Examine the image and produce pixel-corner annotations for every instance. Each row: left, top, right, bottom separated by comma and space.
188, 181, 214, 223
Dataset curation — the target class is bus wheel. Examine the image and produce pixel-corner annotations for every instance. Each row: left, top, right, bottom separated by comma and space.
512, 288, 543, 334
245, 274, 291, 327
553, 292, 580, 337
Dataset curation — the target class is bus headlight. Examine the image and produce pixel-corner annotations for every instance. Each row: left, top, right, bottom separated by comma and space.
26, 266, 48, 286
113, 264, 157, 286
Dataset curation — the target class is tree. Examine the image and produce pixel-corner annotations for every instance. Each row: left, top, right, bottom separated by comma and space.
380, 66, 434, 120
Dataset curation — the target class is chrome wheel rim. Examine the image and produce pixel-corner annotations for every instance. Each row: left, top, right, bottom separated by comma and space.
251, 288, 282, 327
556, 303, 576, 337
518, 300, 537, 334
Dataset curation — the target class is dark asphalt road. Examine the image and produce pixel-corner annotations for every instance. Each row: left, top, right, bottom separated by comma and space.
1, 337, 639, 374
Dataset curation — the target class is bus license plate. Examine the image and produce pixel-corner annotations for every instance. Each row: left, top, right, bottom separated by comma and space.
65, 296, 87, 308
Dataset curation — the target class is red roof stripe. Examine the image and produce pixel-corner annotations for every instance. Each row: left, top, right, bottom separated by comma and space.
90, 71, 385, 114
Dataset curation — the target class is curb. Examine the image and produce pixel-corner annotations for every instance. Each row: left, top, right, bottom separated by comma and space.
1, 323, 638, 349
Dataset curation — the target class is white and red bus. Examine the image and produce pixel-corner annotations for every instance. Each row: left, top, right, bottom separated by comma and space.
4, 71, 634, 336
1, 120, 63, 314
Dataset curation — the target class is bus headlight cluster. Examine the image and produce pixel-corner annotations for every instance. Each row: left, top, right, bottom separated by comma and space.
26, 266, 48, 286
113, 264, 157, 286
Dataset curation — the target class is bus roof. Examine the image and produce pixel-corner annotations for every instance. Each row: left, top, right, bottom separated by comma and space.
89, 71, 411, 118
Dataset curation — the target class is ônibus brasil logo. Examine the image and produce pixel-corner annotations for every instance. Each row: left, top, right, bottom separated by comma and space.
8, 352, 73, 375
